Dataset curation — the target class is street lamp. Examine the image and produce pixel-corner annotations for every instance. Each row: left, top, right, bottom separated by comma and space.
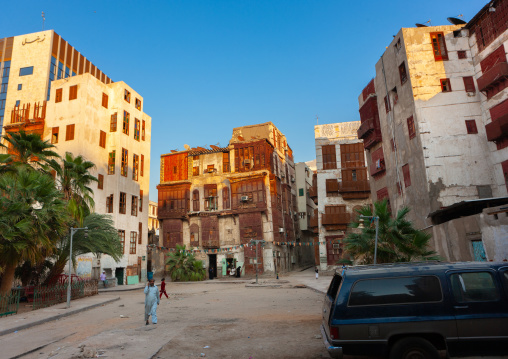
358, 215, 379, 265
67, 226, 88, 308
250, 239, 265, 284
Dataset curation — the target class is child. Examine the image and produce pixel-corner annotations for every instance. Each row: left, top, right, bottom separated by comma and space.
315, 267, 319, 279
159, 278, 169, 299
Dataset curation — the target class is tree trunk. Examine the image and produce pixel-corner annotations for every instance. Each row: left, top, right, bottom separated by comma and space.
0, 262, 17, 295
44, 257, 68, 285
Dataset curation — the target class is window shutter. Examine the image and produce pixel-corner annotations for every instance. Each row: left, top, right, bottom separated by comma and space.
463, 76, 475, 93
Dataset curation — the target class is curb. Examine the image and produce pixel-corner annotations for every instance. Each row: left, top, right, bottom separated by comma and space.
0, 296, 120, 337
98, 286, 145, 293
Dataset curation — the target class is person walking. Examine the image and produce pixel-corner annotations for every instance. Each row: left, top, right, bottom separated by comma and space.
100, 271, 107, 288
315, 267, 319, 279
159, 278, 169, 299
144, 279, 160, 325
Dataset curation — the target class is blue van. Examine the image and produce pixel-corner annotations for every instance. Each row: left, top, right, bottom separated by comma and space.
321, 262, 508, 359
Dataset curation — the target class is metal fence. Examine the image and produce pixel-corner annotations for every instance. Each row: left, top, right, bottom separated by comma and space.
0, 289, 21, 317
32, 279, 98, 310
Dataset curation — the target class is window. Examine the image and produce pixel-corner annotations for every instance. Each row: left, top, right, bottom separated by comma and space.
124, 89, 131, 103
121, 148, 128, 177
99, 130, 106, 148
106, 194, 114, 213
223, 152, 230, 172
430, 32, 448, 61
135, 98, 141, 110
134, 119, 140, 141
65, 124, 75, 141
140, 190, 143, 212
204, 185, 218, 211
402, 163, 411, 187
110, 113, 117, 132
326, 179, 339, 197
192, 189, 200, 211
299, 188, 304, 196
55, 88, 63, 103
450, 272, 499, 302
17, 84, 22, 91
399, 62, 407, 85
141, 155, 144, 177
102, 93, 108, 108
193, 166, 200, 176
138, 222, 142, 244
133, 154, 139, 181
463, 76, 475, 93
52, 127, 59, 144
108, 150, 116, 175
322, 145, 337, 170
394, 38, 402, 53
440, 79, 452, 92
69, 85, 78, 100
465, 120, 478, 134
129, 232, 137, 254
142, 120, 145, 141
123, 111, 130, 135
349, 276, 442, 306
19, 66, 34, 76
407, 115, 416, 139
119, 192, 126, 214
131, 196, 138, 216
118, 230, 125, 253
223, 187, 230, 209
458, 50, 467, 59
207, 164, 215, 173
98, 174, 104, 190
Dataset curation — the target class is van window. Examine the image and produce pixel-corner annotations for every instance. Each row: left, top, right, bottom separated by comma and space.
450, 272, 500, 302
327, 274, 342, 300
502, 270, 508, 298
349, 276, 442, 306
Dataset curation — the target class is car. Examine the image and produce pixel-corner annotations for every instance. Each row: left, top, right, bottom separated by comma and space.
321, 262, 508, 359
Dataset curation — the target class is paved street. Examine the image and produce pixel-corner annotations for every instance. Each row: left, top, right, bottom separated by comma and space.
1, 268, 332, 359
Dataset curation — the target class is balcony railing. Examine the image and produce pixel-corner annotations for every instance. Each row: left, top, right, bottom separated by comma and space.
321, 213, 351, 225
486, 114, 508, 142
10, 101, 46, 124
371, 160, 386, 176
477, 62, 508, 93
309, 186, 318, 199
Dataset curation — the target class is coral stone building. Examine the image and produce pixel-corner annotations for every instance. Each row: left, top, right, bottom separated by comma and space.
310, 122, 371, 270
0, 30, 151, 283
157, 122, 299, 276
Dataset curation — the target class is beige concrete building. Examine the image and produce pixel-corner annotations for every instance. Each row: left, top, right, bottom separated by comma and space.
157, 122, 300, 277
311, 122, 371, 270
0, 30, 151, 284
357, 17, 508, 262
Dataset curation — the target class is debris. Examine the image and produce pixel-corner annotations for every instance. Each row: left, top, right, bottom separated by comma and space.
119, 304, 125, 307
120, 315, 129, 318
314, 334, 322, 339
200, 353, 206, 357
14, 331, 18, 333
203, 345, 210, 348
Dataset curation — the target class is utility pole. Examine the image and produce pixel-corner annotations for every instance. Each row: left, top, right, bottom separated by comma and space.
250, 239, 265, 284
67, 227, 88, 308
359, 215, 380, 264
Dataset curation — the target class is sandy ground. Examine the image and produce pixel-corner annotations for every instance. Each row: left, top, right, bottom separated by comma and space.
1, 280, 329, 359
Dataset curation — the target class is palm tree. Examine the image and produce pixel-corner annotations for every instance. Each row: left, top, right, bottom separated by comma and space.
51, 152, 98, 226
1, 131, 60, 171
343, 200, 439, 265
0, 168, 69, 294
166, 245, 206, 281
44, 213, 124, 284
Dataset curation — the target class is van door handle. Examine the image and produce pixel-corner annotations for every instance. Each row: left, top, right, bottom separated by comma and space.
454, 305, 468, 309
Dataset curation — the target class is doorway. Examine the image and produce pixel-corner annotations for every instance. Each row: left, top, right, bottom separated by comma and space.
115, 267, 124, 285
208, 254, 217, 278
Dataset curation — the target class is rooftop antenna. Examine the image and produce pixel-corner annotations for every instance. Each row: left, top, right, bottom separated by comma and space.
42, 11, 45, 30
316, 115, 319, 125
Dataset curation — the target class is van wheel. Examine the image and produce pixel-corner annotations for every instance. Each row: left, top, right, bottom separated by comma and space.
390, 337, 440, 359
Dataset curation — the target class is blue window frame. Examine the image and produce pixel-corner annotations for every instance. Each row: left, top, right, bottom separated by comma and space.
17, 84, 22, 91
19, 66, 34, 76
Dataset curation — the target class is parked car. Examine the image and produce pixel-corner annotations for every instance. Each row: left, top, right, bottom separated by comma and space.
321, 262, 508, 359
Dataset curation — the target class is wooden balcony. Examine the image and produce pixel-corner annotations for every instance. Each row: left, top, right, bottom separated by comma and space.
321, 213, 351, 226
486, 114, 508, 142
357, 118, 375, 139
370, 160, 386, 177
477, 62, 508, 93
339, 180, 370, 199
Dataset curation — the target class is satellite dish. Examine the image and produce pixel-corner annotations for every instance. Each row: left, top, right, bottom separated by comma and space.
184, 144, 191, 150
447, 17, 466, 25
415, 23, 428, 27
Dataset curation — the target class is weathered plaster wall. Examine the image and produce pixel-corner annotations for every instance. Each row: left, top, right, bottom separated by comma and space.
481, 205, 508, 261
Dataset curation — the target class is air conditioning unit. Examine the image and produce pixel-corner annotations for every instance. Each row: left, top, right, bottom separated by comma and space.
291, 176, 295, 183
279, 228, 284, 233
240, 195, 249, 202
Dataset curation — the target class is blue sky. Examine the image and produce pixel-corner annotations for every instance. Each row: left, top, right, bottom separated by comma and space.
0, 0, 484, 201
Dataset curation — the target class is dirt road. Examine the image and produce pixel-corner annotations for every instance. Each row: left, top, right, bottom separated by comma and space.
2, 280, 329, 359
